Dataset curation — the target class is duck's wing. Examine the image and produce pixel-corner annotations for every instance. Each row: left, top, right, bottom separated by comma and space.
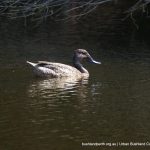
37, 61, 81, 77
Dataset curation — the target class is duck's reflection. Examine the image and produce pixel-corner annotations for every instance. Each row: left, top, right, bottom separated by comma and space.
28, 77, 89, 99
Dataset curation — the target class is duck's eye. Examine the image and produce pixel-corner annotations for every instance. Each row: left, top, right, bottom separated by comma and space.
78, 52, 83, 54
78, 51, 86, 55
81, 52, 86, 55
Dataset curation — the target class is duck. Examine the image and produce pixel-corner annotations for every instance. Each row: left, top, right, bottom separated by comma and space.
26, 49, 101, 78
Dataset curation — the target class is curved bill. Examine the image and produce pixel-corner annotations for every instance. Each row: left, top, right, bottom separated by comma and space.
91, 59, 101, 64
88, 56, 101, 64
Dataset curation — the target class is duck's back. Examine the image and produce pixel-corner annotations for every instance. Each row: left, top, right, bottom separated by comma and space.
35, 61, 82, 78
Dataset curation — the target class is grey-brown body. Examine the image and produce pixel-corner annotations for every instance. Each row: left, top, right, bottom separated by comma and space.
27, 49, 101, 78
32, 61, 87, 78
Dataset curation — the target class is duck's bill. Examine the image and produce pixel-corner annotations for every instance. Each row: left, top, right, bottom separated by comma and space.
88, 56, 101, 64
91, 59, 101, 64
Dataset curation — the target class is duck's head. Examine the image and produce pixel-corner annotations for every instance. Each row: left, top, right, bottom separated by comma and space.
73, 49, 101, 65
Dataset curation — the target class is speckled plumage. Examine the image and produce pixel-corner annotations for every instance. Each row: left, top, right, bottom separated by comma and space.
35, 61, 83, 78
27, 49, 101, 78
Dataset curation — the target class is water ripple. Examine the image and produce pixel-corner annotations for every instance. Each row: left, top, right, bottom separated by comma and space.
28, 78, 88, 99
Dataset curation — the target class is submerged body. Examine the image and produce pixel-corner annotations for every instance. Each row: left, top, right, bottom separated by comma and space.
27, 49, 101, 78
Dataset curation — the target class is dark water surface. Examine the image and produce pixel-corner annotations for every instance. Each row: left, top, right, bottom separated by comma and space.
0, 18, 150, 150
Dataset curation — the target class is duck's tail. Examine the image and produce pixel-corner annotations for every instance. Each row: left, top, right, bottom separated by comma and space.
26, 61, 37, 67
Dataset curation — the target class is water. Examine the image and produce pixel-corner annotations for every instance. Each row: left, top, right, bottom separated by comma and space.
0, 17, 150, 150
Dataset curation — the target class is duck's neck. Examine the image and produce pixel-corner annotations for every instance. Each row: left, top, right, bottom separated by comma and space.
73, 57, 88, 74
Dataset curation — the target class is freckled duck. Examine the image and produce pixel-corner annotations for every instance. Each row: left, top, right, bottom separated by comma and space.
27, 49, 101, 78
